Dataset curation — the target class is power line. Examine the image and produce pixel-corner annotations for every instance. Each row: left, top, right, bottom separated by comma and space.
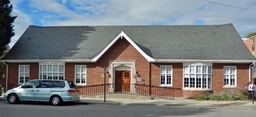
203, 0, 256, 11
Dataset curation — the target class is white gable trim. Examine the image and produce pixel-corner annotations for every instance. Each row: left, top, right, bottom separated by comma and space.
91, 31, 155, 62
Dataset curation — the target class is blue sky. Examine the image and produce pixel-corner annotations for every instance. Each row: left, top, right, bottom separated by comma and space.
9, 0, 256, 47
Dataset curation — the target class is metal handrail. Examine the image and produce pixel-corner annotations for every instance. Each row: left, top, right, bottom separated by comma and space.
79, 83, 181, 99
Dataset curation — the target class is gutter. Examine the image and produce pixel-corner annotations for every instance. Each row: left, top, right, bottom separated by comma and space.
1, 59, 92, 63
154, 59, 256, 63
3, 61, 8, 91
249, 62, 255, 82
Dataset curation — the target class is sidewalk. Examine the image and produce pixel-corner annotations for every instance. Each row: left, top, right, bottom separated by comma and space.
79, 96, 256, 107
1, 93, 256, 107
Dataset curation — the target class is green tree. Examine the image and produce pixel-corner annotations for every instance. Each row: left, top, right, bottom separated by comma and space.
245, 32, 256, 38
0, 0, 16, 78
0, 48, 8, 77
0, 0, 16, 57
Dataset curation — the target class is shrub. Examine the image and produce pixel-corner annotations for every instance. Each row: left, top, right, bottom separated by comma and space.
194, 87, 249, 101
194, 95, 208, 100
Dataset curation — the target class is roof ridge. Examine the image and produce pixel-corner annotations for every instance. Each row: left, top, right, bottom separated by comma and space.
29, 23, 233, 28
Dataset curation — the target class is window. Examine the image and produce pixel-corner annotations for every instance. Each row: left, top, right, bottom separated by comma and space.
224, 66, 236, 87
39, 62, 64, 80
75, 65, 86, 85
19, 65, 30, 84
68, 81, 77, 88
52, 81, 65, 88
183, 63, 212, 89
40, 81, 53, 88
160, 65, 172, 86
22, 80, 38, 88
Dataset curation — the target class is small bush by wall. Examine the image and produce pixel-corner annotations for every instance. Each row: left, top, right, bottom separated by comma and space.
194, 87, 249, 101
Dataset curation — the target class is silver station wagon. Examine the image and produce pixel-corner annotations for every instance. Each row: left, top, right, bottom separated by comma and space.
4, 79, 80, 106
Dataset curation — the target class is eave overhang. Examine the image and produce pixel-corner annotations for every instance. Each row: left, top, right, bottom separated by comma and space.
153, 59, 256, 63
0, 59, 92, 63
2, 59, 255, 64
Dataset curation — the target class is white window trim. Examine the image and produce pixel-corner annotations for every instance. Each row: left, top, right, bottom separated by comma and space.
18, 65, 30, 84
75, 65, 87, 86
39, 62, 65, 80
223, 66, 237, 88
183, 63, 212, 90
159, 65, 173, 87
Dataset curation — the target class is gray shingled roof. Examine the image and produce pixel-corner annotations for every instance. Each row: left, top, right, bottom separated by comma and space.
2, 24, 255, 61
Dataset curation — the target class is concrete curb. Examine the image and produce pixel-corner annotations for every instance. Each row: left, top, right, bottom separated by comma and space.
79, 97, 256, 107
1, 93, 256, 107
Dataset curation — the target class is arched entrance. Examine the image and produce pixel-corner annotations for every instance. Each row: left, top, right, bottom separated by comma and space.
108, 60, 136, 93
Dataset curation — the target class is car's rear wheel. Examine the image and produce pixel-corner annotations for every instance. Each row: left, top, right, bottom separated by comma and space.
51, 96, 62, 106
7, 94, 18, 104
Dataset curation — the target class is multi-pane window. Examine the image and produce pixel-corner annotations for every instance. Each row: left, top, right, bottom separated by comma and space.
224, 66, 236, 87
39, 62, 64, 80
75, 65, 86, 85
160, 65, 172, 86
19, 65, 30, 84
183, 63, 212, 89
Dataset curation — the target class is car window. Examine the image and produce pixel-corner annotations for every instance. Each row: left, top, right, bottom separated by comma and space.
52, 81, 65, 88
40, 81, 53, 88
22, 80, 38, 88
68, 81, 77, 88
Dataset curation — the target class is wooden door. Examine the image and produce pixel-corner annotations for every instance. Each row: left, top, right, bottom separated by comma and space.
122, 71, 130, 92
115, 70, 130, 92
115, 71, 122, 92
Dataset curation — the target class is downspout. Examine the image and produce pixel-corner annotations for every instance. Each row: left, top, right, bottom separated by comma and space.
3, 61, 8, 91
249, 62, 255, 82
149, 62, 151, 96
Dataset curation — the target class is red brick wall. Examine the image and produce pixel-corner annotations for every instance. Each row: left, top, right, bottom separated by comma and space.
244, 39, 252, 52
65, 38, 149, 86
7, 63, 18, 88
6, 63, 39, 90
182, 63, 250, 98
212, 63, 249, 92
65, 63, 106, 85
244, 37, 256, 58
4, 38, 251, 98
150, 63, 250, 98
183, 90, 213, 98
151, 63, 183, 97
97, 38, 149, 84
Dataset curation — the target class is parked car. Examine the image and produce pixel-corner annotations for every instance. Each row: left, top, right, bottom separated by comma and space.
4, 79, 80, 106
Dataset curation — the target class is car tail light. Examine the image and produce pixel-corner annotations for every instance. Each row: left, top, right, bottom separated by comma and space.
67, 90, 77, 93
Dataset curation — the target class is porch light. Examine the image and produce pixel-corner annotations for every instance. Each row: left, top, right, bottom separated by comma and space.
106, 72, 111, 78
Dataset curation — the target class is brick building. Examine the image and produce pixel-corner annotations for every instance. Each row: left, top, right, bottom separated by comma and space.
1, 24, 255, 98
244, 35, 256, 58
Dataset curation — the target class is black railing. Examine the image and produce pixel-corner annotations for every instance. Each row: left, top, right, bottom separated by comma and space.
78, 84, 110, 96
134, 84, 180, 99
79, 83, 181, 100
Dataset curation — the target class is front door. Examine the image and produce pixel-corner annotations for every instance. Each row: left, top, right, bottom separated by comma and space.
115, 70, 130, 93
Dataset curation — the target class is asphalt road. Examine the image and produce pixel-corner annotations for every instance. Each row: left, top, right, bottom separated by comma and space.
1, 99, 256, 117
